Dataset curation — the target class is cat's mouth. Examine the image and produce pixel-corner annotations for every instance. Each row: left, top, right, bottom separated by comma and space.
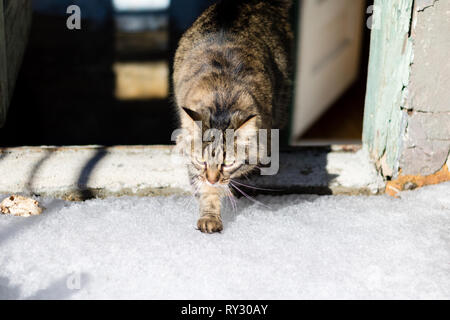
205, 181, 229, 187
205, 181, 221, 187
200, 176, 230, 187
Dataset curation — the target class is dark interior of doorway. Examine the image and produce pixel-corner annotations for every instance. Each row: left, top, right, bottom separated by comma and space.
0, 0, 372, 147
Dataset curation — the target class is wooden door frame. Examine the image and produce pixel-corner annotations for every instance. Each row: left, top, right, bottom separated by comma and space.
363, 0, 450, 191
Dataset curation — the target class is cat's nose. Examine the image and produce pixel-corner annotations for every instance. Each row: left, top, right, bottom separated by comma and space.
206, 170, 220, 185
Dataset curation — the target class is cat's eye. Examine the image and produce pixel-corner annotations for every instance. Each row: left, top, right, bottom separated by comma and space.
222, 159, 235, 168
194, 157, 207, 168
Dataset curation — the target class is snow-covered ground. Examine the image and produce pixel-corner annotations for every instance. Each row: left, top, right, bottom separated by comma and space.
0, 183, 449, 300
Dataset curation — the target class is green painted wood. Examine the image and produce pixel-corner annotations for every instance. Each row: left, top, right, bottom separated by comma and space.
363, 0, 414, 177
0, 0, 32, 127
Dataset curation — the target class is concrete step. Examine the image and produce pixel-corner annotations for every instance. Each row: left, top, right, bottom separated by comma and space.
0, 145, 384, 200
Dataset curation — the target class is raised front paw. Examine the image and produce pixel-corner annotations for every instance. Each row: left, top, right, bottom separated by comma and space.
197, 215, 223, 233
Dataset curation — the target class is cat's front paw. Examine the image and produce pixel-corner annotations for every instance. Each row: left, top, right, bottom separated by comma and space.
197, 215, 223, 233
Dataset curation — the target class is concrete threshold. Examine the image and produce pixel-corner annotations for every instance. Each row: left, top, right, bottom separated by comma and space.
0, 145, 384, 200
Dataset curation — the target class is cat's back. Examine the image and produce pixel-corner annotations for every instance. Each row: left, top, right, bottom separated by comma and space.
180, 0, 291, 42
173, 0, 293, 129
173, 0, 293, 84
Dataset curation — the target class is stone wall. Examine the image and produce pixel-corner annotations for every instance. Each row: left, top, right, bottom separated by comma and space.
400, 0, 450, 176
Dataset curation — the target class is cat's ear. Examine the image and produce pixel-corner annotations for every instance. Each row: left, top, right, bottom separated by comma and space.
235, 114, 258, 140
237, 114, 257, 130
182, 107, 203, 122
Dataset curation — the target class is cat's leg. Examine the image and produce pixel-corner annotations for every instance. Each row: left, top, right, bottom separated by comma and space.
197, 185, 223, 233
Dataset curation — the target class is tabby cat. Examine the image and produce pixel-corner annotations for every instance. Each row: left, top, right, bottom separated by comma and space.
173, 0, 293, 233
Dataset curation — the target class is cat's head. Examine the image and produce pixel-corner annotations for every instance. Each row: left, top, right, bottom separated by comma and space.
179, 104, 262, 187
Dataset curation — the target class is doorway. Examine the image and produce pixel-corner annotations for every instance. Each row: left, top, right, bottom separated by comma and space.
0, 0, 372, 148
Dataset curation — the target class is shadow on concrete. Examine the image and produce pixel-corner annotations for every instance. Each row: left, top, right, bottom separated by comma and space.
236, 147, 338, 196
25, 149, 54, 195
76, 148, 108, 200
0, 150, 9, 162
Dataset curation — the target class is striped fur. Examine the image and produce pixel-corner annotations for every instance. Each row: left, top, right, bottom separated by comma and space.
173, 0, 293, 233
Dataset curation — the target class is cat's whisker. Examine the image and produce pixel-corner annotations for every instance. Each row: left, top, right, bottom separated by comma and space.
226, 187, 237, 213
241, 172, 252, 181
229, 182, 271, 209
231, 179, 280, 192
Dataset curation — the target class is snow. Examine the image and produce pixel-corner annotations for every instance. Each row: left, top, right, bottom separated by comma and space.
0, 183, 449, 300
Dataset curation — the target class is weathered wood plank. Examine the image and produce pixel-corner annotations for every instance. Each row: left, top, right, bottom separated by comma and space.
0, 0, 32, 127
362, 0, 414, 177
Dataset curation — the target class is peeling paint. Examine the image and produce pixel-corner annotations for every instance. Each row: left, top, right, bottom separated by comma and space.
363, 0, 414, 178
364, 0, 450, 179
